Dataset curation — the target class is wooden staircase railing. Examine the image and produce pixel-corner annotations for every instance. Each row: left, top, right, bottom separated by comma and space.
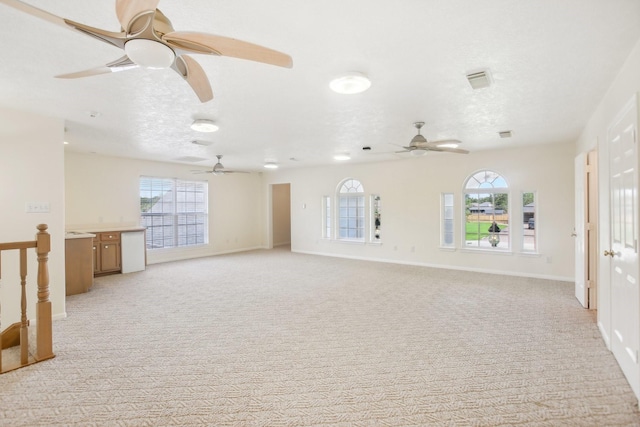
0, 224, 54, 373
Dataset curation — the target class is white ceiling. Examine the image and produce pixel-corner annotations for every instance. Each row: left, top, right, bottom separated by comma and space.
1, 0, 639, 171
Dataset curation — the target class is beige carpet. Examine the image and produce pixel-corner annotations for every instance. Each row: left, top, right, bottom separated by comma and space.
1, 248, 639, 426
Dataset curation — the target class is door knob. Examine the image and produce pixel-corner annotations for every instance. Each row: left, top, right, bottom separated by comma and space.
604, 250, 615, 257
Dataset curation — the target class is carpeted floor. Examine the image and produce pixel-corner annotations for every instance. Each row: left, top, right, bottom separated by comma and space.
1, 248, 639, 426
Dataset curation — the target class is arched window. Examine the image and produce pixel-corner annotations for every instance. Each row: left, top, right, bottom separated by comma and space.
338, 178, 365, 241
464, 170, 509, 249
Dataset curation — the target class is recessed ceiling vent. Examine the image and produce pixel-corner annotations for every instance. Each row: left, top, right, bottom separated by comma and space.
498, 130, 513, 138
466, 69, 492, 90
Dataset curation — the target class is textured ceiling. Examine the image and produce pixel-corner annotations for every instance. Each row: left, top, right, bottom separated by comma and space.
1, 0, 639, 171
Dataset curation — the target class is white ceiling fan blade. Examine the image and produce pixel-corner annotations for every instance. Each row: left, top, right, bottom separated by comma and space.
163, 31, 293, 68
172, 55, 213, 103
55, 56, 137, 79
115, 0, 159, 34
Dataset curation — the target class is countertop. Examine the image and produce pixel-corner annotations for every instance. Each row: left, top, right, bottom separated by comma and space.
67, 226, 146, 233
65, 232, 96, 240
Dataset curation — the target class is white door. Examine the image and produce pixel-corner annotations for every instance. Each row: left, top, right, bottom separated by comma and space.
608, 94, 639, 399
575, 152, 588, 307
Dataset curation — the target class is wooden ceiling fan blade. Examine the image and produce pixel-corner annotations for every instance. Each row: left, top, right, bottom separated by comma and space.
172, 55, 213, 103
63, 19, 127, 49
0, 0, 70, 29
55, 56, 138, 79
428, 146, 470, 154
115, 0, 159, 34
163, 31, 293, 68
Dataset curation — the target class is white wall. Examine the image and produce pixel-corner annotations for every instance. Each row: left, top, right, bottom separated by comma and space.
65, 152, 265, 264
575, 38, 640, 348
263, 142, 575, 280
0, 108, 65, 323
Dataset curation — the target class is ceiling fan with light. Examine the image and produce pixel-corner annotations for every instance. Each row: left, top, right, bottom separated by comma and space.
396, 122, 469, 156
192, 155, 249, 176
0, 0, 293, 102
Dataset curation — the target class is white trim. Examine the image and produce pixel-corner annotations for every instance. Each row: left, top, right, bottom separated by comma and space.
294, 249, 574, 282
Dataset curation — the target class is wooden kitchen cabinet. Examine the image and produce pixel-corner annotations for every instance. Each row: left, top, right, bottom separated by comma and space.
65, 235, 94, 295
93, 232, 121, 275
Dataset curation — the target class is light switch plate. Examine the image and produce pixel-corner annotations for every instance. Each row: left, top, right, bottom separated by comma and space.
26, 202, 50, 213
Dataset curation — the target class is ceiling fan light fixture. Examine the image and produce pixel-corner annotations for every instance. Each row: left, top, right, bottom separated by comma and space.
124, 39, 175, 69
264, 162, 279, 169
329, 72, 371, 94
410, 149, 427, 157
437, 142, 459, 148
191, 119, 219, 132
333, 153, 351, 161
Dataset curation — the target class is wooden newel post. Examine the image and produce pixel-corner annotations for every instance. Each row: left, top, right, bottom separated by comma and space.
35, 224, 54, 361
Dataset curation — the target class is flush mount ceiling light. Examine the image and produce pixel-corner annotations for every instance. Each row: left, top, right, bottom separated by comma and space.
264, 162, 279, 169
333, 153, 351, 161
191, 119, 219, 132
329, 72, 371, 94
124, 39, 175, 69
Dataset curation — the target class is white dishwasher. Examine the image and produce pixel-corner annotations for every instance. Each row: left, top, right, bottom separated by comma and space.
121, 231, 146, 273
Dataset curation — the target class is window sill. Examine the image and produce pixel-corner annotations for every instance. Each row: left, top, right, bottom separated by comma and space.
439, 246, 457, 252
518, 251, 541, 257
334, 239, 366, 245
460, 247, 514, 256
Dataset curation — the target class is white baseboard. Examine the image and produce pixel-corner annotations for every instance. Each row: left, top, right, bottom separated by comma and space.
294, 249, 574, 282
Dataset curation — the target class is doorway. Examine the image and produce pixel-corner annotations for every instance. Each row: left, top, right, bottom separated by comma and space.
271, 183, 291, 249
575, 150, 598, 309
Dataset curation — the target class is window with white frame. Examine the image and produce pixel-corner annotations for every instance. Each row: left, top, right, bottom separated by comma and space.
464, 170, 509, 249
322, 195, 331, 239
522, 192, 536, 252
140, 176, 208, 249
441, 193, 454, 247
371, 194, 381, 241
338, 178, 365, 241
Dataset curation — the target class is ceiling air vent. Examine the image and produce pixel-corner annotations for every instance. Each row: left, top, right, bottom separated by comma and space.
466, 69, 492, 90
498, 130, 513, 138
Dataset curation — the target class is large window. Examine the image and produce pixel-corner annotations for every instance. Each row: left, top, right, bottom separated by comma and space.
338, 178, 365, 241
322, 195, 331, 239
522, 192, 536, 252
464, 170, 509, 249
140, 177, 208, 249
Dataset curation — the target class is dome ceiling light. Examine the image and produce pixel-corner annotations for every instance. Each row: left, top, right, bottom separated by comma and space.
191, 119, 219, 132
329, 72, 371, 94
124, 39, 175, 69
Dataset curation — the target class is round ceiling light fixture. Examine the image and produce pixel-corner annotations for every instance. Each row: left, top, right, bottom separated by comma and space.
329, 72, 371, 94
410, 149, 427, 157
264, 162, 279, 169
333, 153, 351, 161
124, 39, 175, 69
191, 119, 219, 132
